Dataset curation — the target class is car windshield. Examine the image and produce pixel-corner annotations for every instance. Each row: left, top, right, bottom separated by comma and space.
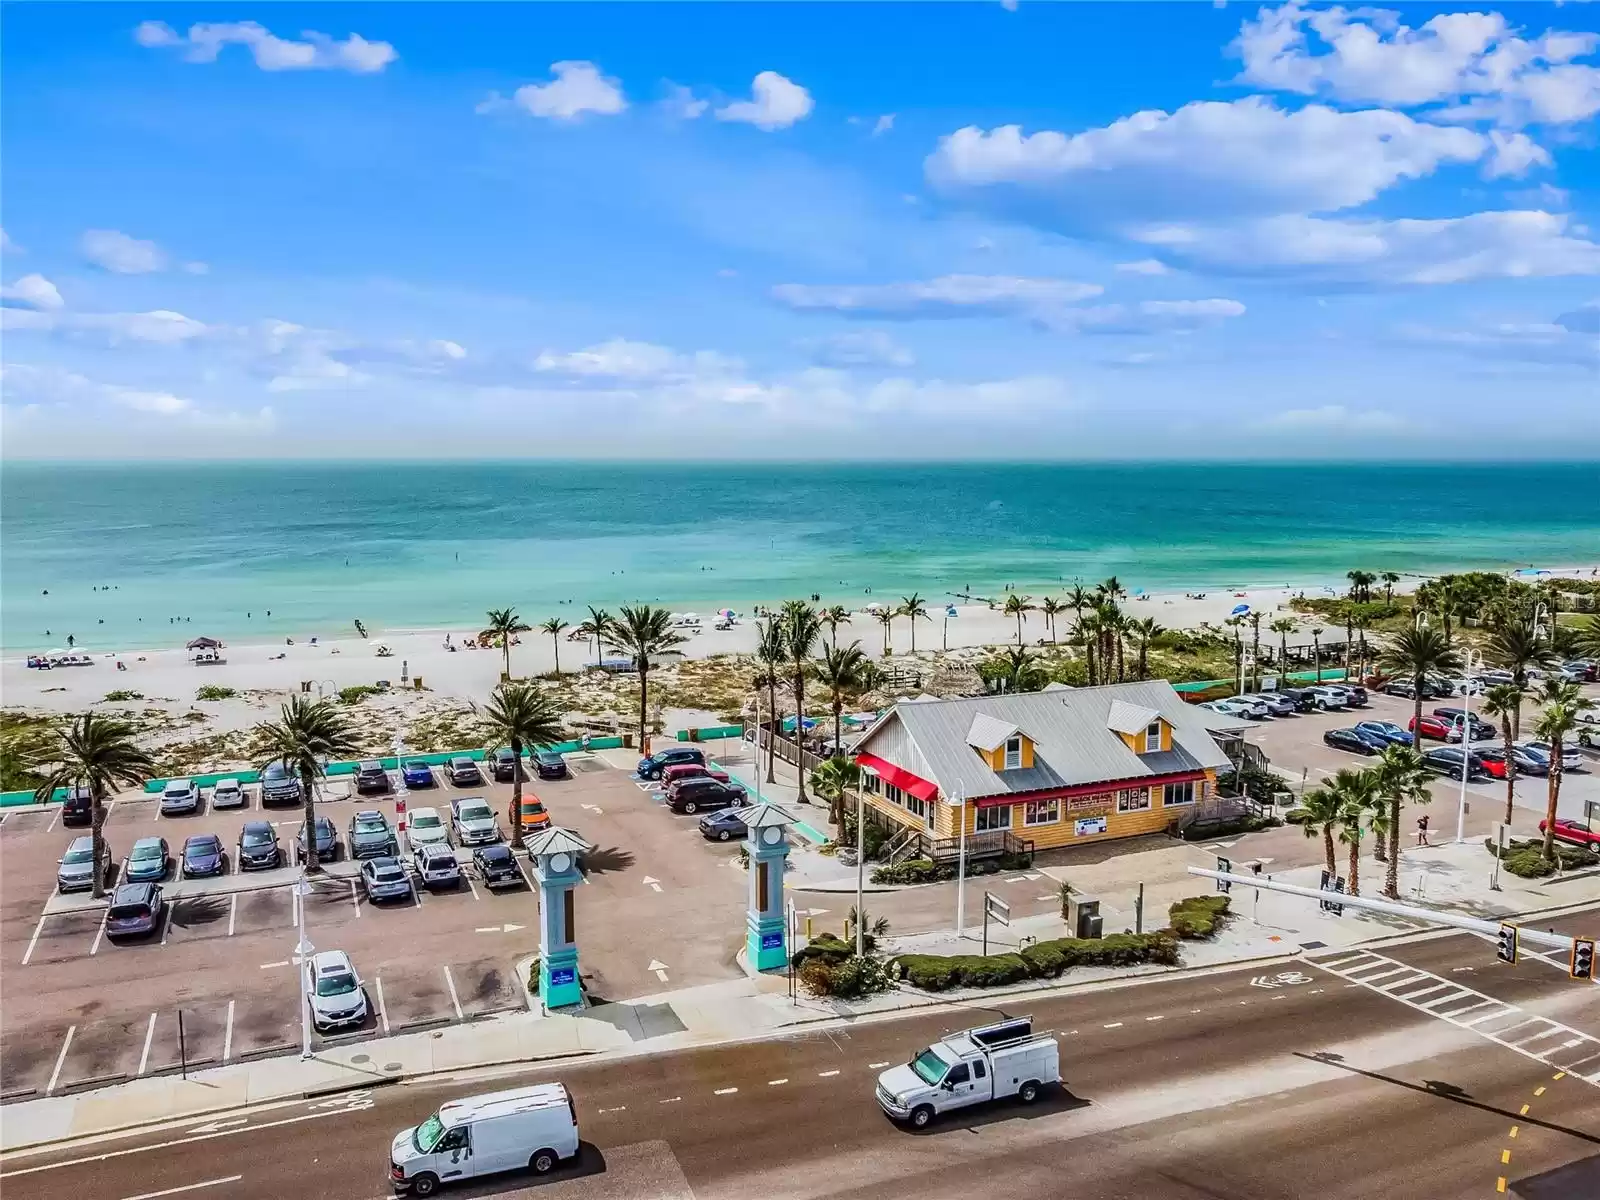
482, 847, 511, 863
63, 845, 94, 864
131, 843, 162, 860
413, 814, 441, 828
187, 839, 218, 854
243, 828, 272, 845
414, 1115, 446, 1154
910, 1049, 948, 1085
406, 761, 427, 771
460, 804, 491, 821
315, 971, 357, 997
355, 816, 386, 833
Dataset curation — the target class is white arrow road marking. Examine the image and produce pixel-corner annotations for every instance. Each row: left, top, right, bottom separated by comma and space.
1024, 872, 1042, 881
648, 958, 669, 982
119, 1175, 243, 1200
807, 907, 830, 916
186, 1117, 249, 1134
474, 923, 526, 934
581, 803, 604, 814
642, 876, 663, 893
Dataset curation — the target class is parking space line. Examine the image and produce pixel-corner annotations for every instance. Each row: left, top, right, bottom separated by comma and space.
90, 907, 109, 956
410, 882, 422, 909
45, 1025, 76, 1095
375, 976, 390, 1034
137, 1012, 158, 1076
223, 1000, 235, 1062
45, 806, 60, 833
119, 1175, 243, 1200
22, 914, 47, 966
161, 906, 173, 946
228, 893, 238, 937
464, 873, 479, 901
350, 879, 361, 917
514, 858, 535, 891
443, 966, 464, 1021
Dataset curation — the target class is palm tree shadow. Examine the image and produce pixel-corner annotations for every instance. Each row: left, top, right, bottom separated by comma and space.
580, 845, 635, 877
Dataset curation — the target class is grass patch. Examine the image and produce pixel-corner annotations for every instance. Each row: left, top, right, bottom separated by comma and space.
102, 690, 145, 702
337, 684, 383, 705
195, 685, 237, 702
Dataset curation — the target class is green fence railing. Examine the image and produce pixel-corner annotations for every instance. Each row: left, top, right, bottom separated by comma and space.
677, 724, 746, 742
1173, 668, 1350, 694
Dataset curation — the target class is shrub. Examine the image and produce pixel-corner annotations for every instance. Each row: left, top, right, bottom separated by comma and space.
1283, 808, 1314, 826
527, 957, 541, 992
195, 685, 237, 701
791, 932, 853, 970
1486, 836, 1600, 877
1168, 895, 1231, 939
1502, 849, 1556, 879
103, 690, 144, 702
338, 684, 382, 705
1178, 814, 1278, 841
895, 932, 1180, 991
870, 858, 955, 886
798, 954, 897, 999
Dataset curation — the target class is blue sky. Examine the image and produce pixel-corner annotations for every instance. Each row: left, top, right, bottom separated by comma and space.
2, 1, 1597, 459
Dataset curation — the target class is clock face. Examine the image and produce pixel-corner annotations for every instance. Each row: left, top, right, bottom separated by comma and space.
762, 826, 783, 846
549, 852, 572, 873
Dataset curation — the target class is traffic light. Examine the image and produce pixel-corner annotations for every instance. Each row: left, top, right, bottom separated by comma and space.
1496, 923, 1519, 965
1216, 856, 1232, 894
1572, 938, 1595, 981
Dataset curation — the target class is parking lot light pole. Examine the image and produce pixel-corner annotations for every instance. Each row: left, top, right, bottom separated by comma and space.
1457, 648, 1484, 844
954, 784, 968, 939
855, 768, 876, 957
294, 873, 314, 1059
393, 735, 409, 855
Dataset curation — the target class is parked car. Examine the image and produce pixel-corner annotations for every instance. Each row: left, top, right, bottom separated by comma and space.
125, 836, 171, 882
105, 881, 164, 939
59, 785, 94, 827
1324, 728, 1383, 756
1445, 677, 1486, 696
1353, 720, 1412, 747
296, 816, 340, 864
407, 805, 450, 847
1382, 678, 1419, 699
667, 778, 745, 814
260, 761, 303, 807
1276, 687, 1319, 713
348, 810, 398, 860
1477, 746, 1549, 779
238, 820, 283, 870
1422, 746, 1489, 780
305, 949, 368, 1033
451, 797, 501, 846
1222, 696, 1272, 719
1342, 684, 1370, 706
1540, 818, 1600, 849
698, 808, 748, 841
160, 778, 200, 816
1431, 708, 1495, 741
1560, 659, 1598, 683
1199, 698, 1255, 718
533, 749, 569, 780
1521, 741, 1585, 773
1254, 692, 1298, 717
360, 856, 414, 903
1409, 714, 1454, 742
402, 760, 436, 789
1307, 687, 1350, 711
181, 833, 227, 878
57, 835, 110, 893
517, 792, 552, 836
413, 842, 462, 889
1477, 669, 1516, 688
355, 760, 392, 795
448, 756, 485, 787
636, 746, 707, 780
660, 762, 732, 789
491, 747, 521, 782
207, 778, 244, 810
473, 844, 522, 889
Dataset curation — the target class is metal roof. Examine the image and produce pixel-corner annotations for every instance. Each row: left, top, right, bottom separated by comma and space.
854, 680, 1233, 801
1105, 699, 1162, 736
965, 713, 1022, 752
523, 827, 593, 858
735, 800, 799, 829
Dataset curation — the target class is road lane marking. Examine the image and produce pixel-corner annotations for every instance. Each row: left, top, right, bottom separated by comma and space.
350, 879, 361, 916
869, 1061, 890, 1069
768, 1078, 788, 1085
138, 1013, 158, 1076
464, 874, 480, 901
443, 966, 464, 1021
21, 914, 47, 966
1510, 1126, 1518, 1138
1502, 1149, 1511, 1164
817, 1070, 839, 1078
713, 1087, 737, 1095
1534, 1085, 1546, 1096
1104, 1022, 1123, 1028
118, 1175, 243, 1200
596, 1106, 627, 1114
659, 1096, 680, 1104
161, 907, 173, 946
223, 1000, 235, 1062
90, 908, 109, 956
46, 807, 60, 833
1521, 1104, 1530, 1115
227, 894, 237, 937
375, 976, 390, 1034
259, 961, 288, 969
46, 1026, 76, 1095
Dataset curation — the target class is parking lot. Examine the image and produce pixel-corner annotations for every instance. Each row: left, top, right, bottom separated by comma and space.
0, 752, 751, 1102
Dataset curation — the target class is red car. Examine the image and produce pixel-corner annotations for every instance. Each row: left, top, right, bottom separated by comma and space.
659, 763, 731, 789
1409, 714, 1453, 742
1539, 818, 1600, 849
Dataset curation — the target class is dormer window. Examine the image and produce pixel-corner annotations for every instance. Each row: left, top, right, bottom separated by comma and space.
1144, 722, 1162, 752
1004, 736, 1023, 770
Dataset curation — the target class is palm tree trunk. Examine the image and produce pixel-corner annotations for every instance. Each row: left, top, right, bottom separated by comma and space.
91, 788, 108, 900
793, 674, 808, 803
1116, 636, 1125, 681
301, 767, 321, 874
766, 677, 778, 784
637, 664, 651, 757
552, 637, 561, 677
1348, 833, 1361, 897
503, 642, 512, 681
509, 735, 525, 849
1542, 740, 1564, 861
1502, 723, 1517, 826
1016, 613, 1023, 644
1323, 827, 1336, 881
909, 621, 916, 654
1384, 797, 1400, 899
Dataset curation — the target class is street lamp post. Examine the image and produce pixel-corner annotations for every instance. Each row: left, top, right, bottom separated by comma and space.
294, 873, 313, 1059
855, 767, 876, 957
1456, 648, 1484, 844
954, 784, 968, 939
393, 735, 409, 855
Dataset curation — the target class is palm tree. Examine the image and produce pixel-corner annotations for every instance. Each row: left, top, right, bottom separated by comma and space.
1003, 594, 1034, 645
898, 593, 930, 653
782, 601, 825, 803
607, 605, 686, 755
1381, 571, 1400, 604
1485, 620, 1557, 737
876, 609, 894, 657
810, 755, 862, 831
1535, 680, 1596, 862
984, 646, 1049, 693
1576, 614, 1600, 659
1224, 615, 1246, 694
1099, 576, 1128, 605
476, 681, 564, 849
1065, 582, 1091, 631
1271, 617, 1297, 686
575, 606, 612, 669
1330, 767, 1381, 897
1298, 782, 1344, 883
1379, 625, 1462, 775
1249, 612, 1264, 692
821, 604, 851, 651
484, 607, 531, 681
1371, 745, 1431, 898
1040, 596, 1065, 644
1346, 570, 1376, 602
255, 697, 359, 874
1073, 613, 1101, 685
539, 618, 569, 676
1128, 617, 1163, 680
1109, 607, 1129, 681
1482, 683, 1527, 826
755, 617, 787, 784
1312, 627, 1322, 682
816, 641, 870, 752
30, 713, 156, 898
1435, 575, 1463, 644
845, 904, 891, 944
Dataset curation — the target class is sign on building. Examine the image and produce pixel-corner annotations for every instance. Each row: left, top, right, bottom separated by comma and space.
1075, 815, 1108, 837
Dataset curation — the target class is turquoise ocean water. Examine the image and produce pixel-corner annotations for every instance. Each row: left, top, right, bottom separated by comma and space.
3, 461, 1597, 652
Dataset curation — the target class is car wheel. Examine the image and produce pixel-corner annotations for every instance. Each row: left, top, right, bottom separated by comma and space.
410, 1173, 440, 1197
683, 801, 699, 814
910, 1105, 934, 1130
1018, 1079, 1042, 1104
529, 1149, 558, 1175
718, 830, 731, 841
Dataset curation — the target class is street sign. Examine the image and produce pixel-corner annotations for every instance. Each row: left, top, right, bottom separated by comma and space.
981, 891, 1011, 957
1216, 856, 1232, 893
761, 930, 784, 951
1317, 870, 1345, 916
548, 966, 576, 987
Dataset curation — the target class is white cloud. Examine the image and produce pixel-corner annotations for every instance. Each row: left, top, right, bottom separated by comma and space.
81, 229, 168, 274
1484, 130, 1551, 179
1116, 259, 1171, 276
1, 274, 64, 311
1256, 404, 1411, 434
660, 84, 710, 120
135, 20, 396, 73
872, 114, 896, 136
87, 309, 211, 344
184, 261, 211, 276
0, 363, 271, 431
771, 274, 1103, 318
1232, 3, 1600, 126
534, 338, 739, 380
926, 98, 1489, 225
801, 330, 916, 368
1037, 298, 1247, 335
716, 71, 814, 131
509, 62, 626, 121
1400, 319, 1598, 367
0, 228, 19, 254
1134, 210, 1600, 284
108, 385, 191, 416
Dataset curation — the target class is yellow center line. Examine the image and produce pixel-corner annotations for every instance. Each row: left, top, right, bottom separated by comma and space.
1509, 1126, 1519, 1139
1497, 1177, 1507, 1193
1501, 1149, 1511, 1164
1553, 1071, 1566, 1081
1520, 1104, 1530, 1115
1534, 1086, 1546, 1097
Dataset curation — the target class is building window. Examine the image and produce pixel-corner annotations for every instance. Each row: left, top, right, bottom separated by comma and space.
1004, 736, 1022, 770
1116, 787, 1151, 813
1023, 799, 1060, 827
1163, 780, 1196, 807
862, 772, 881, 795
905, 792, 929, 823
975, 804, 1010, 833
1144, 722, 1162, 753
884, 781, 904, 806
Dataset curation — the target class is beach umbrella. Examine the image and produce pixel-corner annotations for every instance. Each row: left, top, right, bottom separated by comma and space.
1230, 603, 1250, 616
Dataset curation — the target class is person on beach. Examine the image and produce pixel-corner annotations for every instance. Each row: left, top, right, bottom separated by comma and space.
1416, 814, 1431, 846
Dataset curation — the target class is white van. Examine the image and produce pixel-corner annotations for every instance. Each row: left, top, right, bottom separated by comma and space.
390, 1084, 579, 1195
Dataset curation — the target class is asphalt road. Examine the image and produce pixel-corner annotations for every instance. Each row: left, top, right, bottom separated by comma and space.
7, 926, 1600, 1200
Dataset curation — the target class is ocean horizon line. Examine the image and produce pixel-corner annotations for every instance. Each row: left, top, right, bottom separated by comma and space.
6, 456, 1600, 469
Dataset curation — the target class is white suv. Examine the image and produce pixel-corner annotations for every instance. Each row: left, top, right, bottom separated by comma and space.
160, 778, 200, 815
305, 950, 368, 1033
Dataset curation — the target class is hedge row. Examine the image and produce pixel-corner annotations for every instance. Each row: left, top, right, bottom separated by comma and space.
869, 854, 1029, 886
1486, 836, 1600, 878
1168, 895, 1231, 939
892, 931, 1179, 992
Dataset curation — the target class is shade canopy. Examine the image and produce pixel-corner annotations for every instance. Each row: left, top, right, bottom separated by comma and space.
186, 637, 223, 650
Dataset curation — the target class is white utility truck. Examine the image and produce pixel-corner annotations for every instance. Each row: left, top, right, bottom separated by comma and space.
875, 1016, 1060, 1129
390, 1083, 580, 1195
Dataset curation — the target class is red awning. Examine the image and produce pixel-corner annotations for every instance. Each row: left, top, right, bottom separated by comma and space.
971, 769, 1208, 808
854, 753, 940, 803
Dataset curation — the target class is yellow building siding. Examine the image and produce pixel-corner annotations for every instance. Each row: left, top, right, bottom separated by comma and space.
978, 735, 1035, 772
1114, 720, 1171, 755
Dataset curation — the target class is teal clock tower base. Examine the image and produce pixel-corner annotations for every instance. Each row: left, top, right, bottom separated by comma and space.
739, 802, 797, 973
525, 827, 593, 1012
